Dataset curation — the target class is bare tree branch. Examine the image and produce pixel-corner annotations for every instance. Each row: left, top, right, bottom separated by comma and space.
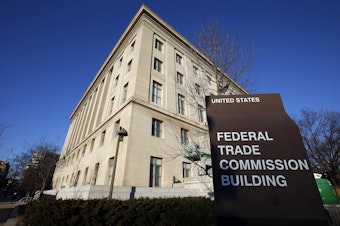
194, 20, 256, 92
295, 109, 340, 186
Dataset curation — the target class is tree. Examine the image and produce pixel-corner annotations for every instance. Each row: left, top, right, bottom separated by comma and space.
295, 109, 340, 187
169, 21, 255, 179
14, 139, 60, 196
194, 20, 255, 92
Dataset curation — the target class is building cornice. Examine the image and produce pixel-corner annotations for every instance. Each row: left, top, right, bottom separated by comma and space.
69, 4, 246, 119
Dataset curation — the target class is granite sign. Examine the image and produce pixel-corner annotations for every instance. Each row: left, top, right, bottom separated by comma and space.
206, 94, 328, 225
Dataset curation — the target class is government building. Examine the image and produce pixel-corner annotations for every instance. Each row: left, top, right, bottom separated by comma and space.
51, 4, 246, 199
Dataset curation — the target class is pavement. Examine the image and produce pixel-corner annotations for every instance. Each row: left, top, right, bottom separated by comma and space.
0, 197, 19, 226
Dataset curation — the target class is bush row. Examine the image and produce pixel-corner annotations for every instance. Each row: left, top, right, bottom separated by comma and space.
20, 197, 215, 225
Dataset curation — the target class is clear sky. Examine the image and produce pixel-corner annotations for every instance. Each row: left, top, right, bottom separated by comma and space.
1, 0, 339, 160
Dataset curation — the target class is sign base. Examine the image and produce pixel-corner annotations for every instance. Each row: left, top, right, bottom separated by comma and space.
216, 216, 329, 226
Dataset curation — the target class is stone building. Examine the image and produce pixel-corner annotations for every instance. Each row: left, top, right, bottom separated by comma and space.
52, 4, 246, 199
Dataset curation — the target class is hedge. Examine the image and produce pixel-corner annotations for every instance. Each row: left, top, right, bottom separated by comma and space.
20, 197, 215, 225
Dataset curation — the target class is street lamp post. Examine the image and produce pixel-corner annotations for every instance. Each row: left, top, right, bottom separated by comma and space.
108, 127, 128, 200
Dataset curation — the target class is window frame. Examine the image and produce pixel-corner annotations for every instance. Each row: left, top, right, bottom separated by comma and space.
183, 162, 191, 178
193, 65, 199, 77
92, 163, 100, 185
178, 94, 185, 115
151, 81, 162, 105
198, 105, 204, 123
149, 157, 162, 187
176, 72, 184, 85
181, 128, 189, 145
155, 39, 163, 52
195, 83, 201, 95
153, 58, 163, 73
115, 75, 119, 86
109, 96, 115, 114
127, 59, 132, 72
100, 130, 106, 146
176, 54, 182, 65
122, 83, 128, 102
130, 40, 135, 51
151, 118, 163, 138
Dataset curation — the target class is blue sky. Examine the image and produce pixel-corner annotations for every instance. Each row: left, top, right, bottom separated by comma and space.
1, 0, 339, 160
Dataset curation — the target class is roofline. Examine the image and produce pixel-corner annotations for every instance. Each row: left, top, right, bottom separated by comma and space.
70, 4, 247, 118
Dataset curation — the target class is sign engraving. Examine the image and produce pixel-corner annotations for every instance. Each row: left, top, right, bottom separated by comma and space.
206, 94, 328, 225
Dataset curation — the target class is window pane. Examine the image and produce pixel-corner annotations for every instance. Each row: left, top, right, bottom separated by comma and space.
155, 39, 163, 51
195, 84, 200, 95
150, 157, 162, 187
154, 58, 162, 72
127, 60, 132, 72
92, 163, 100, 185
152, 81, 162, 105
109, 97, 115, 114
181, 128, 188, 145
176, 54, 182, 65
122, 83, 128, 102
178, 94, 185, 115
193, 66, 199, 76
198, 105, 204, 123
177, 72, 183, 85
115, 75, 119, 86
152, 118, 162, 137
183, 162, 191, 178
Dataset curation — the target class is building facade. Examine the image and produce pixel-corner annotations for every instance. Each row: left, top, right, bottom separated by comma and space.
52, 4, 246, 198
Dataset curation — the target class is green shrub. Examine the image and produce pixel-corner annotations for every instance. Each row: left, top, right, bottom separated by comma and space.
21, 197, 214, 225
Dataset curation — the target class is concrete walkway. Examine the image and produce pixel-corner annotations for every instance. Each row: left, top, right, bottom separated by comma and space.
0, 197, 18, 226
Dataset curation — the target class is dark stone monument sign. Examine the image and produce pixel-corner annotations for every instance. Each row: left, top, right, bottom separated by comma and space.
205, 94, 328, 226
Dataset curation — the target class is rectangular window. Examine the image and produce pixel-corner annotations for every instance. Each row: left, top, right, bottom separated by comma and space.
181, 128, 189, 145
152, 118, 163, 138
92, 163, 100, 185
122, 83, 128, 102
114, 120, 120, 138
153, 58, 163, 73
127, 60, 132, 72
101, 130, 106, 146
66, 175, 69, 187
193, 66, 199, 76
207, 75, 212, 85
152, 81, 162, 105
74, 170, 81, 186
119, 57, 123, 66
90, 138, 95, 152
176, 72, 184, 85
195, 84, 201, 95
130, 41, 135, 51
83, 167, 89, 185
149, 157, 162, 187
108, 157, 114, 185
70, 173, 74, 186
115, 75, 119, 86
109, 97, 115, 114
178, 94, 185, 115
83, 145, 87, 157
176, 54, 182, 65
183, 162, 191, 178
155, 39, 163, 52
198, 105, 204, 123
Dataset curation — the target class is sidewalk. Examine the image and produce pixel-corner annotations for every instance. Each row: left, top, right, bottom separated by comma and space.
0, 197, 18, 226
